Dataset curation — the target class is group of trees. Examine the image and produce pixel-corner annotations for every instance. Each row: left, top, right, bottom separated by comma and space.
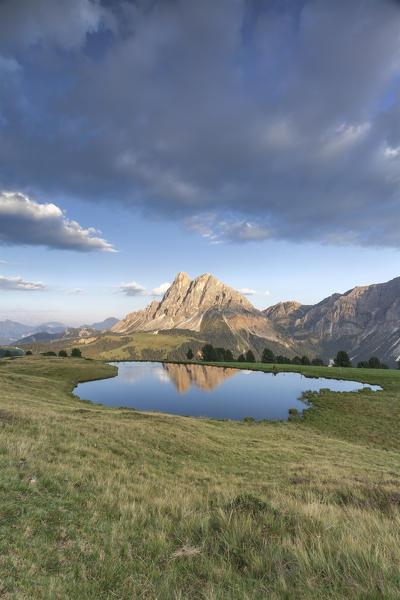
197, 344, 234, 362
186, 345, 249, 363
261, 348, 324, 366
334, 350, 391, 369
186, 344, 400, 369
40, 348, 82, 358
357, 356, 389, 369
188, 345, 324, 365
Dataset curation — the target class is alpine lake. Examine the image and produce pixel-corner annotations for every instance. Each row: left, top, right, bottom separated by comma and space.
74, 361, 382, 421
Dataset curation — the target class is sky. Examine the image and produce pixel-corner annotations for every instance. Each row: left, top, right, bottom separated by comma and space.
0, 0, 400, 326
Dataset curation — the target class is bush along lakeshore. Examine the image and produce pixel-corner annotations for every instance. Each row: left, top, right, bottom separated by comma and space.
0, 354, 400, 598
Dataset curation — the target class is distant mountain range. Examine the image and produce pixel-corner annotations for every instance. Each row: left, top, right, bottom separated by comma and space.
10, 272, 400, 366
0, 317, 119, 345
111, 271, 400, 366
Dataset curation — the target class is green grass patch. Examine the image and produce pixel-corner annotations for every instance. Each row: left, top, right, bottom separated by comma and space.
0, 356, 400, 598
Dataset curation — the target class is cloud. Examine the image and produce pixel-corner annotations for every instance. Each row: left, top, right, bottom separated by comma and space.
119, 280, 171, 297
0, 0, 109, 52
1, 1, 400, 247
0, 275, 45, 291
64, 288, 85, 295
239, 288, 270, 296
0, 191, 116, 252
151, 282, 171, 296
119, 281, 147, 297
185, 215, 274, 244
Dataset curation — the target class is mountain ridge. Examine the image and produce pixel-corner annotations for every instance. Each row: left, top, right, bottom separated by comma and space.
11, 272, 400, 366
112, 272, 400, 366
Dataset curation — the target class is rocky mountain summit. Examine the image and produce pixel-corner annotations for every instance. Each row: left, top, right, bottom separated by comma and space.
112, 271, 292, 357
112, 272, 255, 333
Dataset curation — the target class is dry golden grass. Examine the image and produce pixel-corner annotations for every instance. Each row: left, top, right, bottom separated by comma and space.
0, 356, 399, 598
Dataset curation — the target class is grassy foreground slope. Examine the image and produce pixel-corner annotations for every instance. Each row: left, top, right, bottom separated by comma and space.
0, 357, 400, 599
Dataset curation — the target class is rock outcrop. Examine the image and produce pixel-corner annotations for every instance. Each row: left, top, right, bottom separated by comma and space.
112, 271, 293, 357
265, 276, 400, 366
113, 272, 258, 333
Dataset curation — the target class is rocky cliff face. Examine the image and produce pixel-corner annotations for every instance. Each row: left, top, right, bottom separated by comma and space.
112, 271, 293, 357
113, 272, 257, 333
265, 277, 400, 366
112, 271, 400, 365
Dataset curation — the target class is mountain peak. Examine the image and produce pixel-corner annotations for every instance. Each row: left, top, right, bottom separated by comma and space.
112, 270, 256, 333
173, 271, 192, 284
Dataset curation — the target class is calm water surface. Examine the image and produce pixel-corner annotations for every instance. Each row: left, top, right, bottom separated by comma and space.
75, 362, 381, 421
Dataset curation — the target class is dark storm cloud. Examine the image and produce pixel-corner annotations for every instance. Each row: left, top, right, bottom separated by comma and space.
0, 0, 400, 246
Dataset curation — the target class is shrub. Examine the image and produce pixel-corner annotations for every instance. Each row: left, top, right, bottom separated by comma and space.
301, 355, 311, 365
186, 348, 194, 360
224, 349, 234, 361
58, 350, 68, 357
368, 356, 381, 369
71, 348, 82, 358
261, 348, 275, 363
334, 350, 352, 367
276, 355, 291, 364
357, 360, 369, 368
237, 354, 245, 362
41, 351, 57, 356
245, 350, 255, 362
311, 357, 324, 366
25, 350, 32, 355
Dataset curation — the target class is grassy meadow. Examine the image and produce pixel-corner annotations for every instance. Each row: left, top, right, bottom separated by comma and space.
1, 355, 400, 599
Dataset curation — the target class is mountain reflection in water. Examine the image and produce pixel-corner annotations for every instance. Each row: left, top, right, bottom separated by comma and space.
75, 362, 381, 421
162, 363, 238, 393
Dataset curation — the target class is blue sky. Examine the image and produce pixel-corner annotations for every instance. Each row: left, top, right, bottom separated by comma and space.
1, 0, 400, 325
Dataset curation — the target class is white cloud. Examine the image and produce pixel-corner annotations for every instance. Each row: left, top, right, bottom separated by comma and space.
0, 275, 45, 291
239, 288, 270, 297
151, 282, 171, 296
119, 280, 171, 298
320, 122, 370, 159
239, 288, 257, 296
384, 145, 400, 158
0, 191, 116, 252
184, 214, 274, 245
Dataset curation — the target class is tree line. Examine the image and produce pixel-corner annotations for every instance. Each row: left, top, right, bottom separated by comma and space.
39, 348, 82, 358
187, 345, 324, 365
186, 345, 400, 369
